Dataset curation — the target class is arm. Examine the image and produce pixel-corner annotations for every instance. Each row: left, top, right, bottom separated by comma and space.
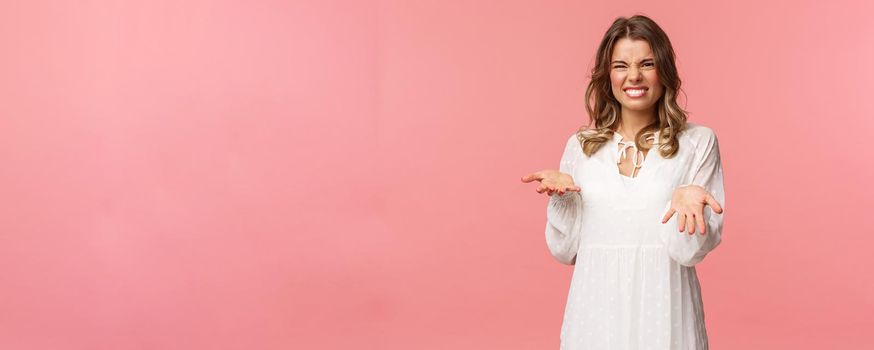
659, 128, 726, 267
545, 133, 584, 265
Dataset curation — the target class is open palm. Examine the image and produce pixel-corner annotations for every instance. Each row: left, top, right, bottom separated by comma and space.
661, 184, 724, 234
520, 170, 581, 196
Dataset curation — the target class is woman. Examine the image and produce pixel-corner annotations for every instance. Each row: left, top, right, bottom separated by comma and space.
520, 15, 726, 349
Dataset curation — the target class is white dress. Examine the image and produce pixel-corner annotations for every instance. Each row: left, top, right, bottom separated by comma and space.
545, 122, 726, 350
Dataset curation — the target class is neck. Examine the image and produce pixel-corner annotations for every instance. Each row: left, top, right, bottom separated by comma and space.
616, 108, 657, 140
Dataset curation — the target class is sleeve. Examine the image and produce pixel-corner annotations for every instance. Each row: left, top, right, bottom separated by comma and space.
658, 128, 726, 267
544, 133, 585, 265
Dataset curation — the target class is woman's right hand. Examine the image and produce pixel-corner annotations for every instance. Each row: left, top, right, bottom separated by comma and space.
520, 170, 581, 196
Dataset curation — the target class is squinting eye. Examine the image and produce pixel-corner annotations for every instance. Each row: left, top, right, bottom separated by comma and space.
643, 63, 655, 67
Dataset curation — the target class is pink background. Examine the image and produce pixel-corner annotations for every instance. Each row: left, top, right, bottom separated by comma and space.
1, 0, 872, 349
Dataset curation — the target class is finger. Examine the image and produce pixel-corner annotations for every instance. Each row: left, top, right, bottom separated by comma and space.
522, 171, 543, 182
687, 213, 696, 234
522, 173, 539, 183
678, 212, 686, 232
661, 208, 676, 223
696, 210, 707, 235
705, 194, 724, 214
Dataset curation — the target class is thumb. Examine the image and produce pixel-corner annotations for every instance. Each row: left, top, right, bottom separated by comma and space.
705, 193, 724, 214
520, 172, 542, 183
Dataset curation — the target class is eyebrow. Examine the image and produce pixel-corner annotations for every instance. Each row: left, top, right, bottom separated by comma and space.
611, 58, 654, 64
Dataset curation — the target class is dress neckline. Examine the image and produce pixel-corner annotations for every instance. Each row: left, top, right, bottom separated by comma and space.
610, 130, 660, 188
610, 129, 661, 145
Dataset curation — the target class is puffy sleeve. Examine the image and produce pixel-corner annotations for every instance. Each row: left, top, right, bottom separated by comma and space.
659, 127, 726, 267
545, 133, 585, 265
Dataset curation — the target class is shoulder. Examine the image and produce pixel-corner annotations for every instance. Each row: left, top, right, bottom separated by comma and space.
680, 122, 718, 146
558, 130, 589, 165
564, 130, 585, 150
679, 122, 720, 161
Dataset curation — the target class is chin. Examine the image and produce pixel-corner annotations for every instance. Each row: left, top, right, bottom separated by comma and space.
622, 103, 655, 111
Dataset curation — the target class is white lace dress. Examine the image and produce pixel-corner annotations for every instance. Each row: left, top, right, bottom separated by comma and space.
545, 122, 726, 350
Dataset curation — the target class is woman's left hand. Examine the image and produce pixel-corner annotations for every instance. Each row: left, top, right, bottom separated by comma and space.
660, 185, 724, 235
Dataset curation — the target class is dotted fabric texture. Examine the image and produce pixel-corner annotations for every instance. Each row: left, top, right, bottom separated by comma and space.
545, 122, 725, 350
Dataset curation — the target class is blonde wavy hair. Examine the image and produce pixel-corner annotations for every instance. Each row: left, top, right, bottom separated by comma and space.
577, 14, 689, 158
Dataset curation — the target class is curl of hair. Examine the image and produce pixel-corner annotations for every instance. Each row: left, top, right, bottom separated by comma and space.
576, 14, 689, 158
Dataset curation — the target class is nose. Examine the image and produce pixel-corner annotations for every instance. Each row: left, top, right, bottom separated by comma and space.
629, 65, 643, 82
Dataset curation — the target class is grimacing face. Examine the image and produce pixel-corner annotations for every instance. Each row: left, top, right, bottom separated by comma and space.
609, 38, 664, 114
